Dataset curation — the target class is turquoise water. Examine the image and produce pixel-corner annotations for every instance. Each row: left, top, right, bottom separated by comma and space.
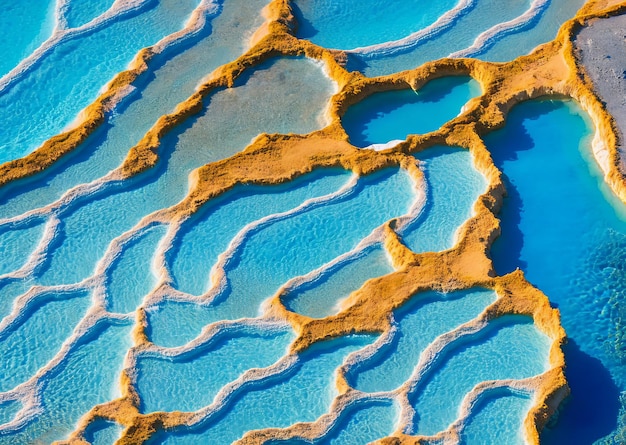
351, 0, 530, 77
0, 0, 55, 77
169, 170, 351, 297
0, 0, 202, 164
293, 0, 457, 50
265, 399, 399, 444
484, 99, 626, 444
64, 0, 117, 28
84, 419, 123, 445
348, 288, 496, 393
137, 324, 294, 413
155, 335, 376, 444
401, 147, 487, 253
480, 0, 586, 62
347, 0, 587, 75
24, 56, 334, 288
0, 320, 132, 444
0, 290, 90, 393
148, 167, 416, 347
283, 244, 393, 319
0, 399, 21, 427
409, 315, 550, 436
0, 280, 33, 322
106, 224, 166, 314
342, 77, 480, 148
0, 2, 616, 443
0, 0, 269, 219
321, 398, 400, 444
0, 219, 45, 276
460, 388, 533, 445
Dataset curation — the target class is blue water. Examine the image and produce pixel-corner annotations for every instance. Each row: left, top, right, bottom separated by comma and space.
348, 288, 496, 393
350, 0, 530, 77
169, 170, 351, 297
148, 167, 416, 347
0, 399, 21, 427
0, 290, 90, 393
0, 0, 55, 77
23, 56, 334, 288
0, 0, 270, 220
480, 0, 586, 62
322, 398, 399, 444
484, 99, 626, 444
64, 0, 117, 29
409, 315, 550, 436
460, 387, 533, 445
342, 77, 480, 148
106, 224, 166, 314
401, 147, 487, 253
293, 0, 457, 50
0, 0, 202, 164
0, 320, 132, 444
137, 324, 294, 413
0, 219, 45, 276
155, 335, 376, 444
265, 398, 399, 445
283, 243, 393, 319
0, 280, 34, 322
84, 419, 123, 445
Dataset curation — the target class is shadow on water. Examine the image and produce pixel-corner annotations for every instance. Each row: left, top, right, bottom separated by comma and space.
484, 99, 625, 443
290, 3, 320, 42
542, 340, 620, 444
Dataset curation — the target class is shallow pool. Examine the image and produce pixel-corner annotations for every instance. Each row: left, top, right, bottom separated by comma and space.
342, 77, 480, 148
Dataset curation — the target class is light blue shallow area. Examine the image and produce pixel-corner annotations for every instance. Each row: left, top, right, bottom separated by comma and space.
64, 0, 116, 28
265, 399, 399, 445
401, 147, 487, 253
0, 399, 21, 427
0, 290, 90, 393
483, 99, 626, 444
460, 388, 533, 445
283, 243, 393, 319
322, 399, 399, 445
148, 167, 416, 347
0, 0, 56, 77
0, 320, 132, 444
27, 56, 334, 287
170, 169, 351, 296
480, 0, 586, 62
350, 0, 530, 77
292, 0, 457, 50
0, 220, 45, 276
84, 419, 123, 445
0, 280, 33, 322
155, 335, 376, 444
348, 288, 496, 393
0, 0, 270, 220
136, 324, 294, 413
409, 315, 550, 436
106, 224, 166, 314
342, 77, 480, 148
0, 0, 202, 165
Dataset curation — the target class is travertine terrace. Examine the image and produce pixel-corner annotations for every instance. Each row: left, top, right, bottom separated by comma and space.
0, 0, 625, 444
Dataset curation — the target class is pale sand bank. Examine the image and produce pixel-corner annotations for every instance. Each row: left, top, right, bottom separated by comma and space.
575, 13, 626, 172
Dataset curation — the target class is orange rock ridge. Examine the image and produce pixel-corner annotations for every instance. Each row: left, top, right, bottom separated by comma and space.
37, 0, 626, 443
